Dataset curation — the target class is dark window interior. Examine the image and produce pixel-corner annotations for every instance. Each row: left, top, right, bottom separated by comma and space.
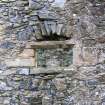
36, 47, 73, 68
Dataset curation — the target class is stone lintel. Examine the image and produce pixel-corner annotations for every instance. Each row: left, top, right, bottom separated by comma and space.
29, 40, 75, 48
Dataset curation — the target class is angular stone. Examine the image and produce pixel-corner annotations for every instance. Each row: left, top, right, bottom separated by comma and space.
44, 21, 51, 36
0, 41, 15, 49
56, 24, 63, 35
1, 69, 16, 75
17, 26, 33, 41
5, 58, 35, 67
50, 21, 57, 34
86, 79, 98, 87
44, 21, 57, 35
33, 25, 43, 40
42, 95, 52, 105
39, 21, 47, 36
28, 0, 45, 10
0, 81, 12, 91
18, 68, 29, 75
53, 78, 66, 91
38, 11, 57, 20
82, 38, 96, 47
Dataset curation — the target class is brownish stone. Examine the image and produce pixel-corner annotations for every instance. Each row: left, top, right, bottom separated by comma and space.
96, 37, 105, 43
18, 49, 35, 58
5, 58, 35, 67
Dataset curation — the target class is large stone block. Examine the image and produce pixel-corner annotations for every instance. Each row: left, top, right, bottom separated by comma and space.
82, 47, 98, 65
73, 47, 84, 66
18, 49, 34, 58
74, 47, 99, 66
5, 58, 35, 67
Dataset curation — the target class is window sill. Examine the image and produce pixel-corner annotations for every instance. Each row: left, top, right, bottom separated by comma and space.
30, 65, 76, 75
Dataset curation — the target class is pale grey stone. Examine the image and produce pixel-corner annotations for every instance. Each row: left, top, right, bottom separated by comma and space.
44, 21, 51, 36
0, 81, 12, 91
0, 41, 15, 49
18, 68, 29, 75
56, 24, 63, 35
5, 58, 35, 67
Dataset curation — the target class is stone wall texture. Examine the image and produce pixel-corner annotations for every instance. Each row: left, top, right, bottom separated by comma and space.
0, 0, 105, 105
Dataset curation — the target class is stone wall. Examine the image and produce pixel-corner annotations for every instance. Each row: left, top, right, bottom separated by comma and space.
0, 0, 105, 105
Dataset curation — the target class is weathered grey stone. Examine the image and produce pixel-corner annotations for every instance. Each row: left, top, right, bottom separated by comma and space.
30, 67, 63, 74
0, 41, 15, 49
42, 95, 52, 105
33, 25, 43, 40
69, 0, 84, 3
17, 26, 33, 41
0, 81, 12, 91
1, 69, 16, 75
44, 21, 51, 36
40, 21, 47, 36
53, 78, 66, 91
18, 68, 29, 75
0, 97, 11, 104
29, 0, 42, 9
82, 47, 98, 65
82, 38, 96, 47
56, 24, 63, 35
64, 96, 75, 105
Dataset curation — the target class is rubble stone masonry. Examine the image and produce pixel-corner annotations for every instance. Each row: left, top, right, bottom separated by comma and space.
0, 0, 105, 105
